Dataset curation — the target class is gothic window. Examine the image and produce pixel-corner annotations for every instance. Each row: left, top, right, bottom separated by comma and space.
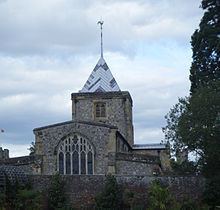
66, 152, 71, 174
87, 151, 93, 175
95, 102, 106, 118
72, 151, 79, 174
58, 152, 64, 174
80, 152, 86, 174
57, 134, 94, 175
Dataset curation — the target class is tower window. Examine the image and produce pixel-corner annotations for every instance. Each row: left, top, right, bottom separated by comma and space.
95, 102, 106, 118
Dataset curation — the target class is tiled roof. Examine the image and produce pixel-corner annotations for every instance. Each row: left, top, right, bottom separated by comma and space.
80, 57, 120, 92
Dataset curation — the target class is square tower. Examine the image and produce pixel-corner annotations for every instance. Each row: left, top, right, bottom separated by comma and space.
71, 91, 134, 146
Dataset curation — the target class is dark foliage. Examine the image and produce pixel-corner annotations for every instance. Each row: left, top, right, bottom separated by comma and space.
95, 174, 122, 210
0, 175, 42, 210
48, 173, 66, 210
170, 160, 198, 176
148, 180, 177, 210
28, 142, 36, 156
190, 0, 220, 93
203, 176, 220, 209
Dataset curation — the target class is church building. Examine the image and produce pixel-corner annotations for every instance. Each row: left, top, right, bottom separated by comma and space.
33, 22, 170, 176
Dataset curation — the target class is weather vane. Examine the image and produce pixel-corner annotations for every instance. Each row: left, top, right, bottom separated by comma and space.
97, 20, 104, 58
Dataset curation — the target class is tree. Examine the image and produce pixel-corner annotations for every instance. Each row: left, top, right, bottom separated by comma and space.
95, 174, 121, 210
148, 180, 177, 210
164, 83, 220, 169
162, 97, 189, 155
190, 0, 220, 93
48, 173, 66, 210
28, 142, 36, 156
163, 83, 220, 207
164, 0, 220, 207
170, 160, 197, 176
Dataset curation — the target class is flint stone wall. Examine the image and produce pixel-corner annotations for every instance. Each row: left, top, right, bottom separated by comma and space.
29, 175, 205, 209
71, 91, 134, 145
34, 121, 115, 175
115, 152, 160, 175
0, 155, 42, 175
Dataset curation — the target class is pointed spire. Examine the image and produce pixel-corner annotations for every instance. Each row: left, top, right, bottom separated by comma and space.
80, 21, 121, 93
97, 20, 104, 58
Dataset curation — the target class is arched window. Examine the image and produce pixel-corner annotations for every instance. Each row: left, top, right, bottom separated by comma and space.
57, 134, 94, 175
58, 152, 64, 174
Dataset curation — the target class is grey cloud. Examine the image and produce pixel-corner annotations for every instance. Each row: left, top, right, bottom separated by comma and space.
0, 0, 202, 56
0, 0, 202, 155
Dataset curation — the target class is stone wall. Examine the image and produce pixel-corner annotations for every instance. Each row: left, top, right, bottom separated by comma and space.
0, 147, 9, 159
115, 152, 160, 175
34, 121, 116, 175
0, 155, 42, 175
29, 175, 205, 209
133, 149, 171, 172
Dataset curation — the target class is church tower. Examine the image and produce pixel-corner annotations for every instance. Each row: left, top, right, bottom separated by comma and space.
33, 21, 170, 176
71, 21, 134, 146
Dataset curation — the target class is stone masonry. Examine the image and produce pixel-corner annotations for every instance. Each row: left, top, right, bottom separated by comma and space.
33, 90, 170, 176
71, 91, 134, 146
29, 175, 205, 209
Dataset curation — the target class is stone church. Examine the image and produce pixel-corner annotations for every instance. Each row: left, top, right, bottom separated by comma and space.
33, 35, 170, 175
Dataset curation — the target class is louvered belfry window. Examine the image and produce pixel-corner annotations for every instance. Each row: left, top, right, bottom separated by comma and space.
95, 102, 106, 118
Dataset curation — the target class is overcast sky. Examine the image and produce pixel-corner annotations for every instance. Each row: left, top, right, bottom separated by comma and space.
0, 0, 203, 157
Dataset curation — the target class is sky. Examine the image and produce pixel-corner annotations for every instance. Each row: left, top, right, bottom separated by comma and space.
0, 0, 203, 157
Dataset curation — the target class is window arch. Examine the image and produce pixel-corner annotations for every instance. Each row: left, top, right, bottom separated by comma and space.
57, 134, 94, 175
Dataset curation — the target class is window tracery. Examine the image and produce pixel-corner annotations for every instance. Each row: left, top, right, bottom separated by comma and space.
57, 134, 94, 175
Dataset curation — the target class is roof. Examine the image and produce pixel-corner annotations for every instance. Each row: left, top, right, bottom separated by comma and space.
132, 143, 167, 150
80, 57, 120, 92
33, 120, 117, 131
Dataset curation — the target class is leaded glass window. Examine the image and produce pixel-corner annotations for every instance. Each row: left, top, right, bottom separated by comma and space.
87, 151, 93, 175
80, 152, 86, 174
58, 152, 64, 174
57, 134, 94, 175
66, 152, 71, 174
72, 151, 79, 174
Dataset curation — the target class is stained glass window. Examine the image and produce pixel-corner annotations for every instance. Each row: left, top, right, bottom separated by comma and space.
72, 151, 79, 174
59, 152, 64, 175
88, 151, 93, 175
81, 152, 86, 174
66, 152, 71, 175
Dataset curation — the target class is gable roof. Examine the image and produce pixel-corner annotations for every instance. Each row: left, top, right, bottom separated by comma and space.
80, 57, 120, 92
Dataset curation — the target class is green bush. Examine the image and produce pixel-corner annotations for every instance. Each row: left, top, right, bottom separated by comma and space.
203, 176, 220, 209
147, 180, 178, 210
15, 188, 42, 210
0, 175, 42, 210
95, 174, 122, 210
48, 173, 67, 210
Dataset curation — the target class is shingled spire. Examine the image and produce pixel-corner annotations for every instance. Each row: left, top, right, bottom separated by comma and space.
80, 21, 120, 93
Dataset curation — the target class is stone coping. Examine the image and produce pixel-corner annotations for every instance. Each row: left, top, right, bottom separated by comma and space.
71, 91, 133, 104
33, 120, 118, 131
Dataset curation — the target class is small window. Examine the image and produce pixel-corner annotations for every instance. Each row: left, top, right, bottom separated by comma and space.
95, 102, 106, 118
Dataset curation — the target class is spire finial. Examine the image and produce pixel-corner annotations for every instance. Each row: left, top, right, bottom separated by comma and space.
97, 20, 104, 58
